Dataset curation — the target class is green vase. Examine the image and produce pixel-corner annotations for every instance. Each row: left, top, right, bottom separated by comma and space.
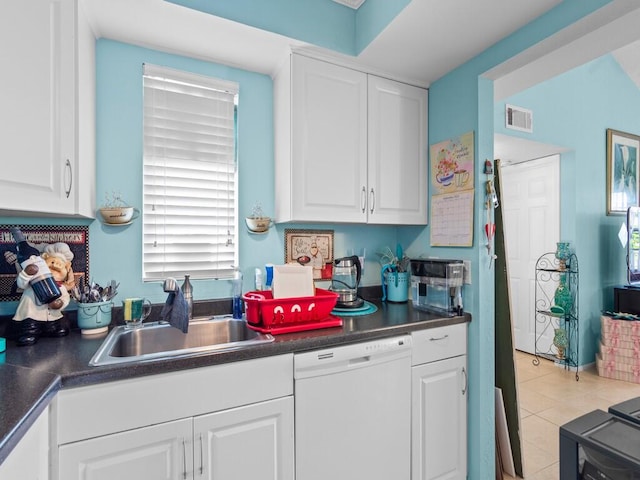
553, 328, 568, 359
555, 242, 571, 270
554, 275, 572, 313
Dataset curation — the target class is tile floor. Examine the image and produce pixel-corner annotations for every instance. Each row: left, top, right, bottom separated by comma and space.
502, 351, 640, 479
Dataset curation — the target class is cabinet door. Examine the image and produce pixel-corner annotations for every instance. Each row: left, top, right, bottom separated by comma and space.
58, 419, 192, 480
291, 55, 368, 223
196, 397, 294, 480
0, 0, 76, 215
368, 76, 428, 225
412, 355, 467, 480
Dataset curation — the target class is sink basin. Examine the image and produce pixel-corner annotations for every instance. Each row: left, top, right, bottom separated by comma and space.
89, 316, 274, 366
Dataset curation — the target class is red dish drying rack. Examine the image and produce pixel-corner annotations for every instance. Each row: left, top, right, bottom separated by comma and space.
243, 288, 342, 334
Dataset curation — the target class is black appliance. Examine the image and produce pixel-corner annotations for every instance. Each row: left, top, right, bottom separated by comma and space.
560, 397, 640, 479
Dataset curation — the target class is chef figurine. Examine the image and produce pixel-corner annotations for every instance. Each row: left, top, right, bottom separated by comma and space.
7, 242, 75, 346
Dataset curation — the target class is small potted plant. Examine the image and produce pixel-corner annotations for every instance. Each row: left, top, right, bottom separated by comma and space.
245, 202, 273, 233
99, 191, 139, 225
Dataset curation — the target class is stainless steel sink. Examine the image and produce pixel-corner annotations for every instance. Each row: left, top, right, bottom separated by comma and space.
89, 316, 274, 366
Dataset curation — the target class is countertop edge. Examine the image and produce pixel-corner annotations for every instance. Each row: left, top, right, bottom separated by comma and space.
0, 366, 60, 465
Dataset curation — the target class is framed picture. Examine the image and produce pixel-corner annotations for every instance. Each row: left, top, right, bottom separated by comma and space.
284, 229, 334, 281
0, 225, 90, 302
607, 128, 640, 215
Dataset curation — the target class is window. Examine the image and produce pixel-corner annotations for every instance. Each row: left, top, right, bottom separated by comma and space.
142, 63, 238, 281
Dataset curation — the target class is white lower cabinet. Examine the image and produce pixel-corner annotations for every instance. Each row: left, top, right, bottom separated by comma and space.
59, 418, 191, 480
58, 397, 293, 480
198, 397, 294, 480
0, 407, 49, 480
54, 355, 294, 480
411, 324, 468, 480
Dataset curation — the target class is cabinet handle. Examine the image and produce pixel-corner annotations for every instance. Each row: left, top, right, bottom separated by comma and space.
429, 334, 449, 342
182, 438, 187, 479
369, 188, 375, 214
199, 433, 204, 474
64, 159, 72, 198
462, 366, 467, 395
361, 186, 366, 213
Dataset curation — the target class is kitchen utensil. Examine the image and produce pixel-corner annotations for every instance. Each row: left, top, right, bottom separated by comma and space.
330, 255, 364, 309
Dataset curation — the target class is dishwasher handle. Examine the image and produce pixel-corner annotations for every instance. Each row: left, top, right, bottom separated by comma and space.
294, 335, 412, 379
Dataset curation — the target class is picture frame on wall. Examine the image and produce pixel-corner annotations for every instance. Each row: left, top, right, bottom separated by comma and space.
0, 225, 90, 302
284, 229, 334, 281
607, 128, 640, 215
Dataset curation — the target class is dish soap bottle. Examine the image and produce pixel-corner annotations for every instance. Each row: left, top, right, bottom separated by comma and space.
181, 274, 193, 320
232, 270, 243, 319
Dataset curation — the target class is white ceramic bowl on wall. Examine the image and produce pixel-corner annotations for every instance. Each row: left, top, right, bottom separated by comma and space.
99, 207, 139, 225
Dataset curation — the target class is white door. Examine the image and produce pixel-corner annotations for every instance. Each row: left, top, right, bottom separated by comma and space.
58, 418, 192, 480
197, 397, 294, 480
501, 155, 560, 354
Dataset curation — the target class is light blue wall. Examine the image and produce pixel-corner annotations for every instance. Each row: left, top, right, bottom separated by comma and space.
495, 54, 640, 364
355, 0, 410, 53
0, 39, 400, 316
423, 1, 613, 477
0, 1, 618, 478
167, 0, 409, 55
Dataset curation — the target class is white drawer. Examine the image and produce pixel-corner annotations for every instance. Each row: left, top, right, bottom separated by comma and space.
56, 353, 293, 445
411, 323, 467, 365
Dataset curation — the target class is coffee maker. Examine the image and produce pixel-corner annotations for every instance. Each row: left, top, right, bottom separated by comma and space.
410, 259, 464, 316
331, 255, 364, 309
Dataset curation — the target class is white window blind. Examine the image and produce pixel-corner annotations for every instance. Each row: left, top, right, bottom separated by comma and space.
142, 63, 239, 281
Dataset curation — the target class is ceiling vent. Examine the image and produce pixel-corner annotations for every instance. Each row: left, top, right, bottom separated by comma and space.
332, 0, 367, 9
505, 104, 533, 133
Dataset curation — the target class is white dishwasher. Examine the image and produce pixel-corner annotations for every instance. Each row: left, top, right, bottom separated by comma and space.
294, 335, 412, 480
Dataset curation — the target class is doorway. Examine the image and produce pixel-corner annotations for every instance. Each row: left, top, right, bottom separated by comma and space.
500, 154, 560, 354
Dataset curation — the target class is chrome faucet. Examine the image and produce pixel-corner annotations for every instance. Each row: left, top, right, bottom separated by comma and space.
162, 276, 193, 321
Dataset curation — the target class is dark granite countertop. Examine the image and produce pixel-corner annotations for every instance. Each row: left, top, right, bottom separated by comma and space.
0, 298, 470, 465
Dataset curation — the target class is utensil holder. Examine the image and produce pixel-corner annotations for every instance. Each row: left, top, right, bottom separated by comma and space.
77, 300, 113, 334
384, 272, 409, 303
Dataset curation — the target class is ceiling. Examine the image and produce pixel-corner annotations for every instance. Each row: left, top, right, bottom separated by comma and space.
82, 0, 563, 86
82, 0, 640, 165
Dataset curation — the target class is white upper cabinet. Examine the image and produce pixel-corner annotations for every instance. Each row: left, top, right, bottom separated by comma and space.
368, 75, 428, 225
0, 0, 95, 218
274, 53, 427, 225
275, 54, 368, 223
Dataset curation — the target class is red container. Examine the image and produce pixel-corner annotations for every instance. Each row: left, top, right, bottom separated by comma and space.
243, 288, 342, 334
